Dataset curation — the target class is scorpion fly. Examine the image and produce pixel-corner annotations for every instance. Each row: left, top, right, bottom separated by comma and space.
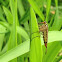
31, 21, 48, 53
38, 21, 48, 53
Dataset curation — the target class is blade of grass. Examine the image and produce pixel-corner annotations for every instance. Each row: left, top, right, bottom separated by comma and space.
51, 0, 62, 30
8, 0, 17, 62
0, 40, 30, 62
0, 7, 6, 21
36, 0, 43, 9
3, 6, 13, 24
54, 55, 62, 62
17, 26, 29, 40
0, 30, 62, 62
18, 0, 29, 38
20, 9, 30, 24
30, 7, 43, 62
17, 0, 25, 17
48, 15, 55, 30
0, 21, 10, 30
28, 0, 45, 21
25, 57, 28, 62
0, 26, 29, 56
42, 41, 62, 62
0, 21, 29, 41
0, 25, 6, 52
46, 0, 51, 22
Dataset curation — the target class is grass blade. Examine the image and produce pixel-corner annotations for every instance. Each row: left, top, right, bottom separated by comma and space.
8, 0, 17, 62
51, 0, 61, 30
17, 26, 29, 40
0, 25, 6, 52
30, 7, 43, 62
46, 0, 51, 22
0, 7, 6, 21
3, 6, 13, 24
17, 0, 25, 17
42, 41, 62, 62
0, 40, 30, 62
28, 0, 45, 21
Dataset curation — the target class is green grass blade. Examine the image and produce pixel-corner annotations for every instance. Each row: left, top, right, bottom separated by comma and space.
1, 31, 62, 56
20, 9, 30, 23
28, 0, 45, 21
0, 31, 62, 62
0, 7, 6, 21
3, 6, 13, 24
42, 41, 62, 62
8, 0, 17, 62
0, 25, 6, 52
0, 25, 29, 55
8, 0, 17, 48
0, 21, 29, 41
51, 0, 61, 30
0, 21, 10, 30
0, 40, 30, 62
35, 0, 43, 8
25, 57, 28, 62
17, 0, 25, 17
54, 55, 62, 62
17, 26, 29, 40
30, 7, 43, 62
46, 0, 51, 22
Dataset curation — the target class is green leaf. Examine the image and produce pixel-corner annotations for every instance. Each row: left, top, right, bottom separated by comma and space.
17, 26, 29, 40
20, 9, 30, 23
17, 0, 25, 17
54, 55, 62, 62
0, 7, 6, 21
0, 21, 29, 41
42, 41, 62, 62
0, 21, 10, 30
8, 0, 18, 62
30, 7, 43, 62
0, 31, 62, 62
8, 0, 17, 49
3, 6, 13, 24
0, 40, 30, 62
0, 25, 6, 52
0, 25, 29, 55
46, 0, 51, 22
28, 0, 45, 21
51, 0, 61, 30
35, 0, 43, 8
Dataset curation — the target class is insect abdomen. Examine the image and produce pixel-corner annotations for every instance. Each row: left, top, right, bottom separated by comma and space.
43, 30, 48, 48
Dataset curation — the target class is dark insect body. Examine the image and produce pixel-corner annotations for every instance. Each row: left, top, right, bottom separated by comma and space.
38, 21, 48, 53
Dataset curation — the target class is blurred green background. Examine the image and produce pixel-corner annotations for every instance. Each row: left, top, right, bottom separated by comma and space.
0, 0, 62, 62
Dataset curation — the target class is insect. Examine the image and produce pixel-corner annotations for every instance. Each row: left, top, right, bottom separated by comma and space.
38, 21, 48, 53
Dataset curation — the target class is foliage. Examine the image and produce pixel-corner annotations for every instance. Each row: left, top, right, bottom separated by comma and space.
0, 0, 62, 62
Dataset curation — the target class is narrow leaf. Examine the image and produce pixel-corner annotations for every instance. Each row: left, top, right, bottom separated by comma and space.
28, 0, 45, 21
30, 7, 43, 62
